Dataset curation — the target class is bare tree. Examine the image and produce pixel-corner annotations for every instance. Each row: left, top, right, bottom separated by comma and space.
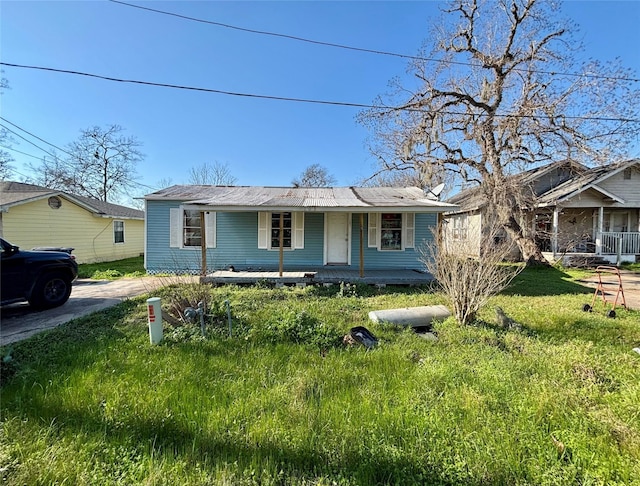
0, 75, 13, 180
292, 163, 337, 187
0, 130, 13, 181
156, 177, 174, 189
360, 0, 639, 265
32, 124, 143, 202
188, 161, 237, 185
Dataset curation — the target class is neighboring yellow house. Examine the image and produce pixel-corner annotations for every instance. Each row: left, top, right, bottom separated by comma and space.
0, 181, 144, 264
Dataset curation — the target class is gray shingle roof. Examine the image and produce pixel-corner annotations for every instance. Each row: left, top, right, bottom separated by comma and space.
0, 181, 144, 219
445, 159, 639, 213
145, 185, 457, 212
445, 160, 589, 213
536, 160, 639, 206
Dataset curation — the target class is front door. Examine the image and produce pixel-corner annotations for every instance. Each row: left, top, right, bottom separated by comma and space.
326, 212, 349, 265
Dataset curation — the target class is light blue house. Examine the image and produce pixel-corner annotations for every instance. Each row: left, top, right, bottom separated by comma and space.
144, 186, 456, 275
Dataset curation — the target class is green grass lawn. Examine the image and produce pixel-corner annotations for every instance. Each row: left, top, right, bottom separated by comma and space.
77, 256, 146, 279
1, 267, 639, 485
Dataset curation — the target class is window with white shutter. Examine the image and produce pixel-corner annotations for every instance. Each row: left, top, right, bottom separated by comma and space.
258, 212, 304, 250
368, 213, 378, 248
368, 212, 415, 251
170, 207, 216, 248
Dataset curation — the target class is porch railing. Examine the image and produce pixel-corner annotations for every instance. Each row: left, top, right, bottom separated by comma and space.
599, 232, 640, 255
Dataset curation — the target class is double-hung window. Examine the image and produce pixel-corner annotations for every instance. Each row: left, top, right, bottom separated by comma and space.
113, 220, 125, 244
258, 212, 304, 250
367, 213, 415, 251
271, 212, 292, 249
452, 215, 468, 240
169, 208, 216, 249
183, 210, 202, 247
380, 213, 403, 250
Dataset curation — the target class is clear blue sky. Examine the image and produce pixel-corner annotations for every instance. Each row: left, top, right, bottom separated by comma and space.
2, 0, 639, 203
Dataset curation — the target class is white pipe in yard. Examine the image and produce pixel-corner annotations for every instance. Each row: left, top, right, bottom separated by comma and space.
368, 305, 451, 328
147, 297, 163, 344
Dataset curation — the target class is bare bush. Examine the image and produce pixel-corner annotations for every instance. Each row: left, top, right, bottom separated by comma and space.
419, 225, 523, 326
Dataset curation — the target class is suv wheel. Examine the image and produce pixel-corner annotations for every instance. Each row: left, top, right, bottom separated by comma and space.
29, 272, 72, 309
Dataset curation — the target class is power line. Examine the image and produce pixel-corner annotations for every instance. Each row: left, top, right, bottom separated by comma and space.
0, 123, 59, 159
0, 145, 44, 160
0, 61, 379, 109
1, 118, 161, 192
0, 116, 73, 157
2, 61, 639, 124
109, 0, 640, 84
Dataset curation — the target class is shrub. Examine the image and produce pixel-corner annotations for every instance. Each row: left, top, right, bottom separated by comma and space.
249, 310, 343, 349
419, 225, 523, 325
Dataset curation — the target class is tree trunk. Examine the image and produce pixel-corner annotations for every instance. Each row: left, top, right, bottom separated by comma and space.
503, 216, 550, 266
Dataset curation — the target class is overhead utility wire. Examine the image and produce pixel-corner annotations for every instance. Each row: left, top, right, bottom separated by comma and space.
0, 123, 59, 159
109, 0, 640, 84
1, 117, 161, 192
0, 62, 381, 109
0, 116, 73, 157
0, 145, 45, 160
2, 62, 638, 124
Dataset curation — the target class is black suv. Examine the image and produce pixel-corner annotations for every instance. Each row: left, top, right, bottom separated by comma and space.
1, 238, 78, 309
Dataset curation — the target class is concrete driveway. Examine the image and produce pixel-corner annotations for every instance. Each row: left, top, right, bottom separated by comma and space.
578, 269, 640, 312
0, 277, 191, 346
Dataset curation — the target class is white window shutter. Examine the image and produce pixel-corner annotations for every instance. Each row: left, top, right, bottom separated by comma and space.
368, 213, 378, 248
404, 213, 415, 249
205, 212, 216, 248
258, 212, 268, 249
170, 208, 181, 248
294, 212, 304, 249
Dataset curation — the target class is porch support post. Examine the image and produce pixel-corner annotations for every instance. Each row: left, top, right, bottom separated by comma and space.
552, 208, 559, 258
279, 212, 284, 277
200, 211, 207, 277
359, 213, 365, 278
596, 207, 604, 255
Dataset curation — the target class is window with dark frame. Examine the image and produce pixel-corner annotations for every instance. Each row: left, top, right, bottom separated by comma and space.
623, 168, 632, 180
380, 213, 402, 250
183, 210, 202, 247
114, 220, 125, 244
271, 212, 292, 249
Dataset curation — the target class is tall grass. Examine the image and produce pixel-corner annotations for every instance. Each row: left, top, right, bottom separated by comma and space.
1, 268, 639, 485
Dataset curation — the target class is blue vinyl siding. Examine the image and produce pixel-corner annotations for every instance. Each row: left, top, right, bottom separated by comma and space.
349, 213, 435, 270
214, 212, 324, 269
145, 200, 436, 273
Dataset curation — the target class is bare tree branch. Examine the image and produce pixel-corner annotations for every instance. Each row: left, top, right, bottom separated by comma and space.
360, 0, 640, 264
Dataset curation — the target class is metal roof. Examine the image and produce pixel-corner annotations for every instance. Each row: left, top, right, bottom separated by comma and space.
145, 185, 457, 212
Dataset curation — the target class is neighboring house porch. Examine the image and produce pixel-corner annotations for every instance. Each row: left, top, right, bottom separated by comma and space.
534, 208, 640, 258
534, 160, 640, 265
444, 159, 640, 265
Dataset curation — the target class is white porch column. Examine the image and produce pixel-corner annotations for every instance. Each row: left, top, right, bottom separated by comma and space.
552, 208, 559, 258
596, 207, 604, 255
